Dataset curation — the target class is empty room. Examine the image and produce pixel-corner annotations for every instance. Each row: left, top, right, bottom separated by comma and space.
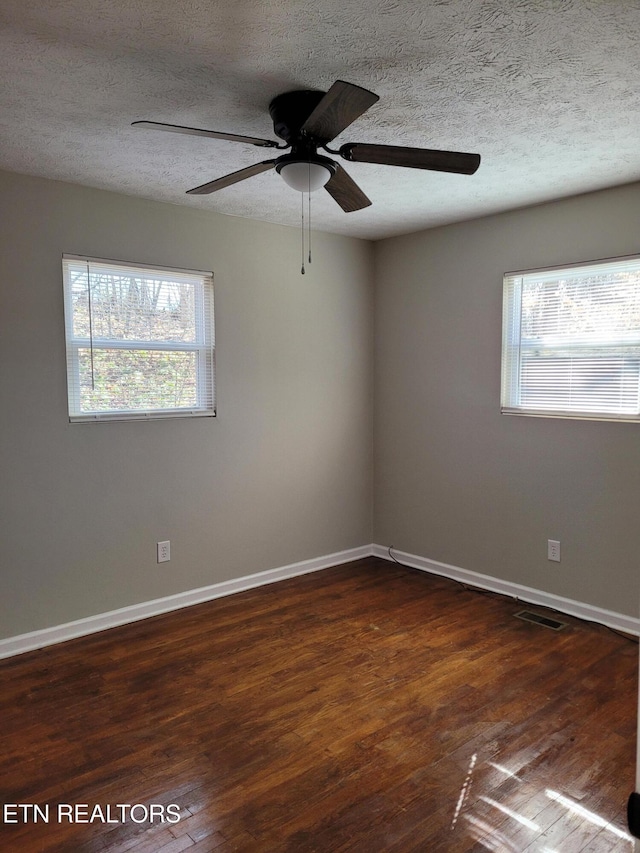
1, 1, 640, 851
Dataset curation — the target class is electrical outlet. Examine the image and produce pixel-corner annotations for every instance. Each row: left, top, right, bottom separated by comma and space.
547, 539, 561, 562
157, 540, 170, 563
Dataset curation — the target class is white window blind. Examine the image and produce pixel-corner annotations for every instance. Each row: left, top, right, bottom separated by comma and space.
62, 255, 215, 422
501, 255, 640, 421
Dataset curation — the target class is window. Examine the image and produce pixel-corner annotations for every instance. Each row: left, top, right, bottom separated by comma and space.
62, 255, 215, 422
501, 255, 640, 421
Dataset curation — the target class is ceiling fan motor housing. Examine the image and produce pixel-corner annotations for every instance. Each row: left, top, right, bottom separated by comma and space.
270, 89, 339, 181
268, 90, 326, 142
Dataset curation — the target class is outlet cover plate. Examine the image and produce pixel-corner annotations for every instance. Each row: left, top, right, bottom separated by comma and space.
157, 541, 170, 563
547, 539, 561, 562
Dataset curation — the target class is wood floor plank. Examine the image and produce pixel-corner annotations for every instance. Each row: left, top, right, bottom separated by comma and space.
0, 557, 636, 851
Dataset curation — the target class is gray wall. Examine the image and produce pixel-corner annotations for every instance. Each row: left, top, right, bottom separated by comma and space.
374, 182, 640, 617
3, 168, 640, 642
0, 170, 374, 639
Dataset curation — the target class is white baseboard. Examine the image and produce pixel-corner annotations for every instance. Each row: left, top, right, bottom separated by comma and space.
3, 543, 637, 660
0, 545, 373, 660
372, 544, 640, 636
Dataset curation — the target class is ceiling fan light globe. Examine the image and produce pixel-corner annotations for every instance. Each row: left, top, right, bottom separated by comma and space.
279, 161, 332, 192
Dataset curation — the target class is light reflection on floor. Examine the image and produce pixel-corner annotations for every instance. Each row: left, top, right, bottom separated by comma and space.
479, 795, 540, 831
451, 755, 634, 850
451, 752, 477, 829
465, 813, 520, 851
487, 761, 522, 781
546, 788, 633, 841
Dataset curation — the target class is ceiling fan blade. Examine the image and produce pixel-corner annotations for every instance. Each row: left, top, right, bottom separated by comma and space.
132, 121, 280, 148
340, 142, 481, 175
186, 160, 276, 195
301, 81, 379, 144
324, 163, 372, 212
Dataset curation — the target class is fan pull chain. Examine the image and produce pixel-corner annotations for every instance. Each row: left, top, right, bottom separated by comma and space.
301, 191, 305, 275
308, 163, 312, 265
308, 189, 312, 264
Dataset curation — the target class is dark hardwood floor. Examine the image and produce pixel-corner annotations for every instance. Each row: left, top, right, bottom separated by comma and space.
0, 557, 636, 852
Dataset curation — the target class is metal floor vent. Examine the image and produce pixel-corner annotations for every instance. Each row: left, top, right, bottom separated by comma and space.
514, 610, 568, 631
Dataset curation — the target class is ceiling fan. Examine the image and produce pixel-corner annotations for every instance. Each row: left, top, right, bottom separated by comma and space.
133, 80, 481, 212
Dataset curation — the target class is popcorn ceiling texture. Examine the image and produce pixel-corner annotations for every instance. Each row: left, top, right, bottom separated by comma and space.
1, 0, 639, 238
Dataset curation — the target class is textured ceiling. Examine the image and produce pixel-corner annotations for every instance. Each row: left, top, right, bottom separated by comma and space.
1, 0, 640, 239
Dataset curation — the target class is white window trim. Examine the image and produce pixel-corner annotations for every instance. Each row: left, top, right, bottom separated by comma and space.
501, 253, 640, 423
62, 254, 215, 423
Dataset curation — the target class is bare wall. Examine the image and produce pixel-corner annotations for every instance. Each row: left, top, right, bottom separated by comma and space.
374, 183, 640, 617
0, 170, 374, 639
